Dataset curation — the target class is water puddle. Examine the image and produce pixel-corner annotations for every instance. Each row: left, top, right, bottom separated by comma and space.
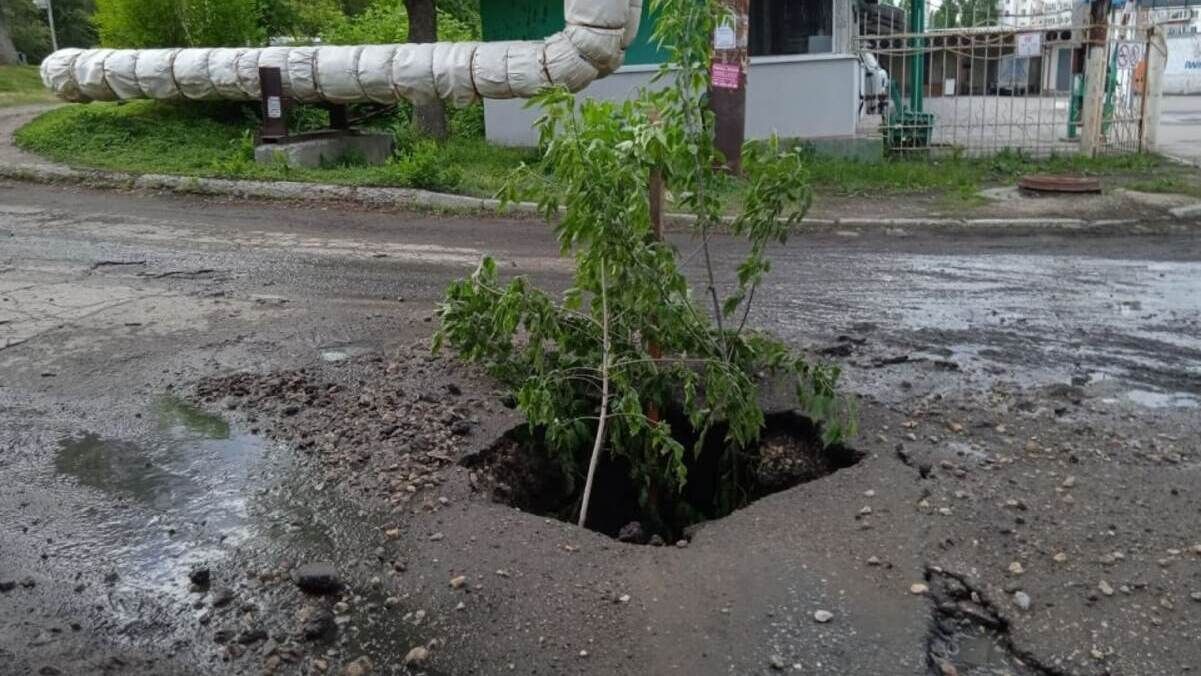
55, 434, 179, 507
47, 394, 427, 666
1117, 389, 1201, 409
53, 396, 268, 603
955, 633, 1011, 671
319, 343, 373, 363
757, 252, 1201, 400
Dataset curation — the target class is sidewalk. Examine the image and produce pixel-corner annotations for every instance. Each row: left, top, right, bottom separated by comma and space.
0, 104, 60, 169
3, 104, 1199, 230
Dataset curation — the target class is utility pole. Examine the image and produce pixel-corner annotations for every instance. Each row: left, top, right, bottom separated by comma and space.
34, 0, 59, 52
711, 0, 749, 174
1080, 0, 1112, 156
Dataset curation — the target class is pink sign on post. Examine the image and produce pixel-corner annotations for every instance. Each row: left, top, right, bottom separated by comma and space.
711, 62, 742, 90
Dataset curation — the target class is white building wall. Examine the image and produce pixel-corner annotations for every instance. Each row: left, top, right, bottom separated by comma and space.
1148, 5, 1201, 94
999, 0, 1032, 27
1165, 33, 1201, 94
485, 54, 863, 146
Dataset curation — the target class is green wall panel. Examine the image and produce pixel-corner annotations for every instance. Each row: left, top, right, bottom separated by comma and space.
480, 0, 663, 66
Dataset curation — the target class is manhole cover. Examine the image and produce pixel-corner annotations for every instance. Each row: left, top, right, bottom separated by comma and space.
1018, 175, 1102, 193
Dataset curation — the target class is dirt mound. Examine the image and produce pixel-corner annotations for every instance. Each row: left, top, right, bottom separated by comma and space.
190, 349, 508, 509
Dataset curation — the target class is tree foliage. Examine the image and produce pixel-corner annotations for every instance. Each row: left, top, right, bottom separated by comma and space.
1, 1, 29, 63
95, 0, 263, 47
92, 0, 477, 49
15, 0, 477, 55
321, 0, 473, 46
2, 0, 97, 61
437, 0, 854, 525
258, 0, 343, 41
930, 0, 999, 29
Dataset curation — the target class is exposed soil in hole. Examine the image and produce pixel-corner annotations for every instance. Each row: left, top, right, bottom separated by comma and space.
464, 410, 862, 544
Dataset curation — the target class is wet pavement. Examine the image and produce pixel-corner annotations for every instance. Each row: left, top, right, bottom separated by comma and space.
738, 241, 1201, 402
1, 181, 1200, 675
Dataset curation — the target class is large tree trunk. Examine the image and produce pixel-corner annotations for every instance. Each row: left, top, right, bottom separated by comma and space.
0, 7, 21, 65
404, 0, 448, 140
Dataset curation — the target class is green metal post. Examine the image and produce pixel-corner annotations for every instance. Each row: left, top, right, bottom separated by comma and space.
909, 0, 925, 112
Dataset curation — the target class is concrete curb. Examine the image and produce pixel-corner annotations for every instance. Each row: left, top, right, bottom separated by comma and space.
1164, 152, 1201, 170
1168, 203, 1201, 219
2, 161, 1199, 234
0, 162, 518, 214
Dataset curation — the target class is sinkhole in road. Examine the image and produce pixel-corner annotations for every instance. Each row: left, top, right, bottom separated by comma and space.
466, 411, 862, 544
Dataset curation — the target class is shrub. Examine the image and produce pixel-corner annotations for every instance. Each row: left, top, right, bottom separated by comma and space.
449, 103, 485, 139
210, 129, 255, 174
386, 140, 463, 191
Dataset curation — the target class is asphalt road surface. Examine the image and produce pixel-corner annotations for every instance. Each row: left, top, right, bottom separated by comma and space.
1, 181, 1199, 675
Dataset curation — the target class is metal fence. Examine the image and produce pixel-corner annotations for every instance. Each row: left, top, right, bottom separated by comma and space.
855, 4, 1155, 157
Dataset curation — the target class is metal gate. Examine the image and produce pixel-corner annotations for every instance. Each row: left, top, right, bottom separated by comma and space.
856, 4, 1158, 157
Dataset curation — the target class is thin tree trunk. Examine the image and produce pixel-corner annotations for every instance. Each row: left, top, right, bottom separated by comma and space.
0, 7, 21, 65
578, 260, 611, 529
404, 0, 449, 140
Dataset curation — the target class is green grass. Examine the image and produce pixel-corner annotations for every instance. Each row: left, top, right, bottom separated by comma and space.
798, 148, 1186, 198
1126, 174, 1201, 200
687, 144, 1197, 215
15, 100, 537, 197
14, 100, 1200, 202
0, 65, 57, 108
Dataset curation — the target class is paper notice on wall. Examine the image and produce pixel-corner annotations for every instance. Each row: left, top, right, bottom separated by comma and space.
266, 96, 283, 119
711, 62, 741, 89
1016, 33, 1042, 58
714, 25, 736, 50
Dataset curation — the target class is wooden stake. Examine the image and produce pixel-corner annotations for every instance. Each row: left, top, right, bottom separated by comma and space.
578, 260, 611, 528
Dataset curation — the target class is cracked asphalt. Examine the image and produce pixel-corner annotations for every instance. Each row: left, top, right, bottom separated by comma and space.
1, 180, 1199, 675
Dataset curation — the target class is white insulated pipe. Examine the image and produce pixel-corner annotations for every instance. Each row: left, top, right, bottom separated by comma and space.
40, 0, 643, 106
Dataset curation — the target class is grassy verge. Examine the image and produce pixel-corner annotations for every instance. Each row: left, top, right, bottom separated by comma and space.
15, 101, 537, 197
0, 65, 57, 108
14, 100, 1200, 202
1125, 174, 1201, 200
800, 148, 1197, 199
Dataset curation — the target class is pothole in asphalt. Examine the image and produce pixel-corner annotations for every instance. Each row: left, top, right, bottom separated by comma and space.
925, 568, 1054, 676
465, 410, 861, 544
